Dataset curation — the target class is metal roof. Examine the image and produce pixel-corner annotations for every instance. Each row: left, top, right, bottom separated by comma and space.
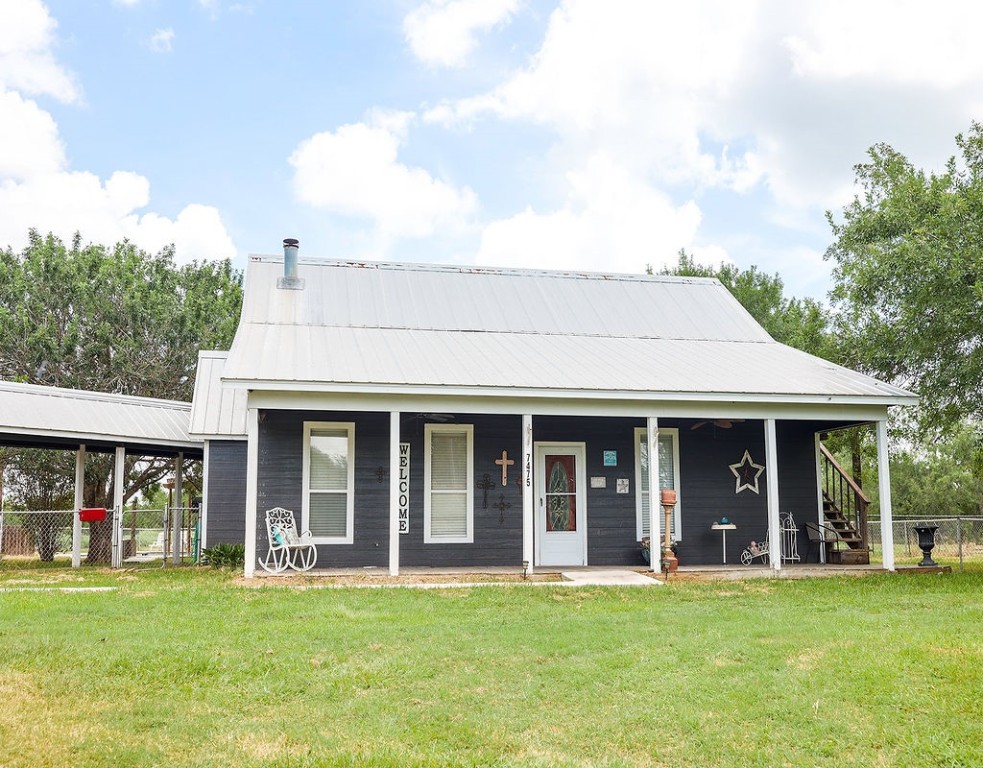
0, 380, 202, 455
222, 256, 917, 406
189, 351, 247, 438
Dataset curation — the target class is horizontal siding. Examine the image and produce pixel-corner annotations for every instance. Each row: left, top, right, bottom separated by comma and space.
204, 440, 247, 546
251, 409, 830, 568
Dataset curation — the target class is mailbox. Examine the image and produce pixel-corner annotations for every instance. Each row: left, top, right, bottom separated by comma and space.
79, 507, 107, 522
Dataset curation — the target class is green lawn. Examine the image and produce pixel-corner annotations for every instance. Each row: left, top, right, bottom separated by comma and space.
1, 568, 981, 767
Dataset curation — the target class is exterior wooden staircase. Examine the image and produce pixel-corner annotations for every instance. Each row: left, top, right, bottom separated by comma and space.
819, 443, 871, 564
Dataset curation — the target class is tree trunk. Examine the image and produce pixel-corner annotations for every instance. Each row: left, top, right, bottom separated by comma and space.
84, 473, 113, 565
85, 518, 113, 564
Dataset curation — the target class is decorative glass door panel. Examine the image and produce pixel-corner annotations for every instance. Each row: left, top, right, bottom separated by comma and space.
545, 454, 577, 532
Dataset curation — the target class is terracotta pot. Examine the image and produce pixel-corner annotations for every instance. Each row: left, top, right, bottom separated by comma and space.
660, 489, 677, 506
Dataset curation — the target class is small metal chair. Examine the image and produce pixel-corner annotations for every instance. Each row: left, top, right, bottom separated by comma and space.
804, 521, 841, 563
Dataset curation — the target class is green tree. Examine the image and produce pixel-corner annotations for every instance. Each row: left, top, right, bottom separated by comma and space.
825, 122, 983, 436
889, 421, 983, 518
0, 231, 242, 561
0, 231, 242, 400
654, 250, 836, 359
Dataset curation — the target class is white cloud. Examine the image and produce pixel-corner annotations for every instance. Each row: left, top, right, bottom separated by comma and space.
0, 0, 79, 102
196, 0, 221, 20
0, 88, 64, 179
783, 0, 983, 88
427, 0, 763, 192
424, 0, 983, 280
477, 154, 704, 274
0, 1, 235, 264
148, 28, 175, 54
0, 168, 236, 264
404, 0, 518, 68
289, 111, 476, 239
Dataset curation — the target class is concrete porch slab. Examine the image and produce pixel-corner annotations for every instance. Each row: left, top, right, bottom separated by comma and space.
560, 569, 663, 586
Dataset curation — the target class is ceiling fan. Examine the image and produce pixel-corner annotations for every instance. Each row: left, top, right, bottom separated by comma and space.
690, 419, 745, 431
401, 412, 455, 423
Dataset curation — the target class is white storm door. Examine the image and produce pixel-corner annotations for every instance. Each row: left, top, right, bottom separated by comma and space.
535, 443, 587, 566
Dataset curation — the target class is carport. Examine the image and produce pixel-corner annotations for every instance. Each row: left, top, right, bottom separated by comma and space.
0, 380, 202, 566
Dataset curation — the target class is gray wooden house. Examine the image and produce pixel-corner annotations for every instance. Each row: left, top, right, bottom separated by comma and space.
190, 242, 916, 576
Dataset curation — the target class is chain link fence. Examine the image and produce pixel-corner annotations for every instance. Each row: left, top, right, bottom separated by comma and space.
0, 510, 75, 562
870, 516, 983, 570
0, 505, 201, 567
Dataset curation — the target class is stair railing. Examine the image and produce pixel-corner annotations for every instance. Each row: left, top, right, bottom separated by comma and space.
819, 443, 870, 547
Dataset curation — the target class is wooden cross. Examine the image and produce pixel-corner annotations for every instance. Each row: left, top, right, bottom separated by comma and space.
495, 450, 514, 486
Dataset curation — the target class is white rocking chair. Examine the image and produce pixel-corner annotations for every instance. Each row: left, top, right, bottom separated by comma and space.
259, 507, 317, 573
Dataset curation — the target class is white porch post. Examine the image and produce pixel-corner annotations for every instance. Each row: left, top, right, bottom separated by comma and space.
72, 444, 85, 568
112, 446, 125, 568
171, 452, 184, 565
243, 408, 259, 578
813, 433, 826, 565
876, 418, 896, 571
764, 419, 782, 572
389, 411, 401, 576
522, 414, 534, 575
200, 442, 210, 550
646, 417, 661, 573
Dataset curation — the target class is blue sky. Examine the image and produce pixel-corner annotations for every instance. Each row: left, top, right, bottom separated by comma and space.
3, 1, 982, 299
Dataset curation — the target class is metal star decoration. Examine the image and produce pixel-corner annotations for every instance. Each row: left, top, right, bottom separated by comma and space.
729, 450, 765, 495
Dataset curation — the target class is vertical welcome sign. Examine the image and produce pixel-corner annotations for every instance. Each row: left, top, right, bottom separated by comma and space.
399, 443, 410, 534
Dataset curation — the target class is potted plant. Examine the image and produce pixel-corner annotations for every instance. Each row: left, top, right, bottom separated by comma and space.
640, 536, 678, 565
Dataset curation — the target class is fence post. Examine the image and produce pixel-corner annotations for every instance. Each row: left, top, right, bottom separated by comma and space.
0, 510, 4, 565
162, 505, 169, 567
110, 507, 121, 568
957, 516, 963, 572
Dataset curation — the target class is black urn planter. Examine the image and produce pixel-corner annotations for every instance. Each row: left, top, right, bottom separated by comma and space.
913, 525, 939, 567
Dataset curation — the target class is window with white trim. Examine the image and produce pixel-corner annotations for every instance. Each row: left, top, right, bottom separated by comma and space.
303, 422, 355, 544
635, 428, 681, 541
424, 424, 473, 543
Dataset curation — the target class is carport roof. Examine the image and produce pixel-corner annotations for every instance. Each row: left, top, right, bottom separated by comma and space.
0, 380, 202, 457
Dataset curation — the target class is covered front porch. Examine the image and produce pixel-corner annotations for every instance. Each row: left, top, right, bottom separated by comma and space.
239, 395, 901, 578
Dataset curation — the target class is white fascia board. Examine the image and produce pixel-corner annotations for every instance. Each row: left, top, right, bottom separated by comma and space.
246, 390, 893, 423
0, 425, 203, 450
228, 378, 917, 408
187, 431, 247, 441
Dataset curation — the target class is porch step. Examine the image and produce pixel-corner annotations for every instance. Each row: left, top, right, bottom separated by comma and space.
560, 569, 662, 586
822, 496, 866, 551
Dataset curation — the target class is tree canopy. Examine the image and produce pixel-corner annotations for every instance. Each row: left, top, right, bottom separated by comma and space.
0, 232, 243, 559
0, 230, 242, 401
826, 123, 983, 436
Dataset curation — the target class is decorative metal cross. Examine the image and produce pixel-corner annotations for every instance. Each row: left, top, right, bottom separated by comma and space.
495, 450, 514, 486
476, 473, 495, 509
493, 494, 512, 524
375, 466, 387, 483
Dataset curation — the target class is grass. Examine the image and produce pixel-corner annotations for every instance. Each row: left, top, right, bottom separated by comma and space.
0, 567, 981, 767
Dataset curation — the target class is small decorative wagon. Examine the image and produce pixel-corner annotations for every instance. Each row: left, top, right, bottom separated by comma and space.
740, 533, 770, 565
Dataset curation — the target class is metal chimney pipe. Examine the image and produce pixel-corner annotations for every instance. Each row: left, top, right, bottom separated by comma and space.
283, 238, 299, 279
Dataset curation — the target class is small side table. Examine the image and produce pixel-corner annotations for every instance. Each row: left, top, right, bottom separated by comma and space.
711, 523, 737, 564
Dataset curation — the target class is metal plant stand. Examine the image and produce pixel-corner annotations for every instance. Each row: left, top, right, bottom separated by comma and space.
781, 512, 800, 563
